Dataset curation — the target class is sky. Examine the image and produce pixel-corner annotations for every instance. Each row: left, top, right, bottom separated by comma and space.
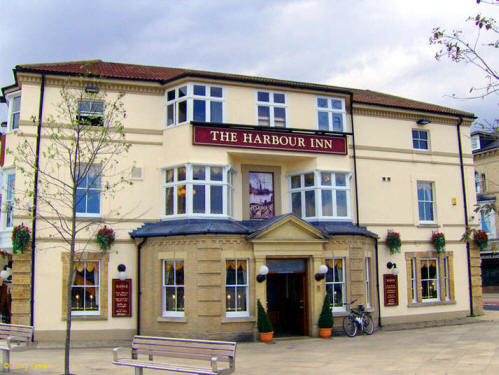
0, 0, 497, 127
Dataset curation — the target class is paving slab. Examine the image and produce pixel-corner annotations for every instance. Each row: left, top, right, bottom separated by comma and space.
3, 311, 499, 374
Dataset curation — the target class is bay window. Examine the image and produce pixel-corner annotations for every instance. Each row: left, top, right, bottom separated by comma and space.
316, 97, 346, 132
164, 164, 234, 217
6, 92, 21, 131
225, 259, 249, 317
289, 171, 351, 220
166, 84, 224, 126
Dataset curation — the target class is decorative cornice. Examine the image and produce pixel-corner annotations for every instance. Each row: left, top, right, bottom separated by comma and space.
353, 104, 473, 126
351, 144, 473, 160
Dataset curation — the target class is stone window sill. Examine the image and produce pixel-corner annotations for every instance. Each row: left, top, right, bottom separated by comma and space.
157, 316, 187, 323
408, 300, 456, 308
63, 315, 107, 321
221, 316, 256, 324
417, 224, 439, 228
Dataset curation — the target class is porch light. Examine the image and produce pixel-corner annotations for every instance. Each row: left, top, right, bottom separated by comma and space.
256, 265, 269, 283
117, 264, 127, 280
386, 262, 399, 275
315, 264, 328, 281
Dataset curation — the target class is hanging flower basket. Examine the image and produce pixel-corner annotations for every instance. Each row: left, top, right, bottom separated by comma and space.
12, 224, 31, 254
96, 226, 115, 252
386, 231, 401, 255
473, 230, 489, 250
432, 232, 446, 253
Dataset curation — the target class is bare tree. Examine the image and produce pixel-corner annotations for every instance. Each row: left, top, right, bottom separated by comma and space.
13, 77, 132, 375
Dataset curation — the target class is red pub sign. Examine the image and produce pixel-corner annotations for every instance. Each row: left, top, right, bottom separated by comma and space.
383, 274, 399, 307
192, 125, 347, 155
112, 279, 132, 317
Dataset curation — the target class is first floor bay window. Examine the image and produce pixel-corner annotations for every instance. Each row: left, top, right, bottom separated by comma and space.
71, 261, 100, 315
325, 258, 346, 311
225, 259, 248, 317
289, 171, 351, 220
162, 260, 184, 317
164, 164, 234, 218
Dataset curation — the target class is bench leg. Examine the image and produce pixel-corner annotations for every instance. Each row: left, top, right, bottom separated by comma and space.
134, 367, 143, 375
2, 350, 9, 373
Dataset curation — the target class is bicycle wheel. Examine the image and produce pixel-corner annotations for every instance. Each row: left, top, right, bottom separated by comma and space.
362, 314, 374, 335
343, 316, 358, 337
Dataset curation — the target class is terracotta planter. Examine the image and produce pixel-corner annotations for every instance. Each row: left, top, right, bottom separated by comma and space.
319, 327, 332, 338
259, 331, 274, 343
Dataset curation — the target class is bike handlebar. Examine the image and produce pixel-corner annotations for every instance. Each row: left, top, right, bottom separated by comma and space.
346, 299, 358, 305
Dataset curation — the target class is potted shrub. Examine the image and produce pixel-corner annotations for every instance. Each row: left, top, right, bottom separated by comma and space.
386, 231, 401, 254
97, 225, 115, 252
12, 224, 31, 254
318, 295, 333, 338
257, 299, 273, 343
432, 232, 446, 253
474, 230, 489, 250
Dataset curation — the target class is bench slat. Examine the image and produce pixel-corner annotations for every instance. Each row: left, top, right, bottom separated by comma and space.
133, 337, 235, 351
133, 344, 234, 358
113, 359, 217, 375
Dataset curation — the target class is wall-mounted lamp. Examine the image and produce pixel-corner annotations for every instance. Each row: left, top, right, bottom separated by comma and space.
117, 264, 127, 280
256, 265, 269, 283
315, 264, 328, 281
416, 119, 432, 126
386, 261, 399, 276
85, 85, 100, 94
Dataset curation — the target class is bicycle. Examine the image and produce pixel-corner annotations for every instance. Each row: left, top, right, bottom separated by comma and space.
342, 299, 374, 337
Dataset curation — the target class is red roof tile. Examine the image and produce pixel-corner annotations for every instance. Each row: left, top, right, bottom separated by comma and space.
13, 60, 474, 118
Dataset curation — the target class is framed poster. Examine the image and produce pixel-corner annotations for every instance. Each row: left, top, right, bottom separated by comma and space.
383, 274, 399, 306
249, 172, 274, 219
112, 279, 132, 317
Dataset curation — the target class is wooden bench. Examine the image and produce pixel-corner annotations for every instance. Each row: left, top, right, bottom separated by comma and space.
0, 323, 34, 373
113, 336, 237, 375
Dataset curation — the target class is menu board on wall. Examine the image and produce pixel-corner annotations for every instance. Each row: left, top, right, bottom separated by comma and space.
112, 279, 132, 317
383, 274, 399, 306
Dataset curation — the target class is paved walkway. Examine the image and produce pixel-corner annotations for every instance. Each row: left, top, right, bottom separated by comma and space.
4, 310, 499, 374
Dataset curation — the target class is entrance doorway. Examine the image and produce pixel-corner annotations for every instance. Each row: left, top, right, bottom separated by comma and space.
266, 259, 308, 336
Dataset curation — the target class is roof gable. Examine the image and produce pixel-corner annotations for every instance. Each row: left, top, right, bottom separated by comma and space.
248, 214, 328, 241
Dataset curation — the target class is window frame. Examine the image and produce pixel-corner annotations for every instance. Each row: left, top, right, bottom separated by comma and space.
162, 259, 185, 318
77, 99, 104, 126
1, 169, 15, 228
255, 90, 288, 128
75, 164, 101, 217
165, 83, 225, 127
225, 259, 249, 318
288, 170, 352, 221
417, 181, 436, 224
325, 257, 346, 312
6, 91, 21, 132
420, 257, 440, 302
71, 260, 100, 316
163, 164, 234, 219
412, 129, 430, 151
316, 96, 347, 132
365, 257, 371, 309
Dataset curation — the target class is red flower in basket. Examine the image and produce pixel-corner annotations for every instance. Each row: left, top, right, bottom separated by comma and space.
473, 230, 488, 250
431, 232, 446, 253
97, 226, 115, 252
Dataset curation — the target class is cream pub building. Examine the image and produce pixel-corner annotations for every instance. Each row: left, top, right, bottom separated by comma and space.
0, 60, 483, 342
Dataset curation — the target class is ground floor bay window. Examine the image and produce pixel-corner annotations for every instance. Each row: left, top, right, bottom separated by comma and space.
225, 259, 249, 317
162, 260, 185, 317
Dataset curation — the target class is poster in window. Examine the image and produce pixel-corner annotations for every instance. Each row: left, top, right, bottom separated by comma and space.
249, 172, 274, 219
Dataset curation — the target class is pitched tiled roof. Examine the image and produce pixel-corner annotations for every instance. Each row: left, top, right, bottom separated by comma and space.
13, 59, 474, 118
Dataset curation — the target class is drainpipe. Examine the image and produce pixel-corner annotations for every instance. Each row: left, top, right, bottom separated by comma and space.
456, 117, 474, 316
30, 73, 45, 331
348, 93, 360, 226
136, 237, 147, 335
374, 239, 382, 327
